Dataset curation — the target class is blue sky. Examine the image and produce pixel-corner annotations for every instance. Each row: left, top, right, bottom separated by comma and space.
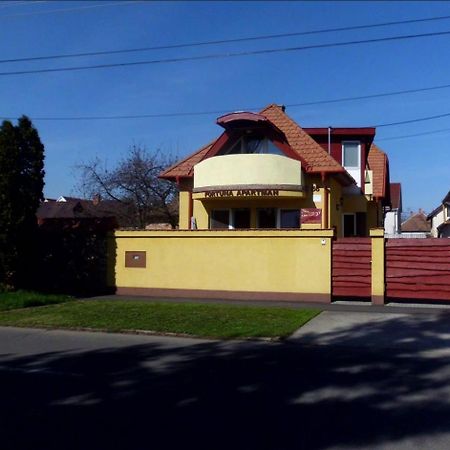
1, 1, 450, 213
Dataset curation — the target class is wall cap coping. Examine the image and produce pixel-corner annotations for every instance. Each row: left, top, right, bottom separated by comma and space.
114, 229, 335, 238
370, 228, 385, 237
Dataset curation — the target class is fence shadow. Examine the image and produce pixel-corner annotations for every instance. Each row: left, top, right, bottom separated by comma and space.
2, 313, 450, 449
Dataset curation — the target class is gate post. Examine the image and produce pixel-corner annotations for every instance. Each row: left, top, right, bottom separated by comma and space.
370, 228, 385, 305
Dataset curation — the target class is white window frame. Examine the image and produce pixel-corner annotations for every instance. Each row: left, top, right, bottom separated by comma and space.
342, 141, 361, 170
342, 213, 357, 237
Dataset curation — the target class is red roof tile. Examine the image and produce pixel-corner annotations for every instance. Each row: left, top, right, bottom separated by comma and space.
367, 144, 388, 198
160, 104, 347, 180
159, 140, 216, 179
389, 183, 402, 210
401, 212, 431, 233
259, 104, 345, 173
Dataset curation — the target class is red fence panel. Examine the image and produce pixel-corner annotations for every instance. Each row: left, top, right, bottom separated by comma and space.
386, 238, 450, 301
332, 238, 371, 299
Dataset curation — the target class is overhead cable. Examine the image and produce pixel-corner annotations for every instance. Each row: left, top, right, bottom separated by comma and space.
2, 29, 450, 76
3, 13, 450, 64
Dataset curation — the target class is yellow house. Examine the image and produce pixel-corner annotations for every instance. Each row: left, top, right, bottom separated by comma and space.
160, 104, 391, 237
110, 104, 394, 303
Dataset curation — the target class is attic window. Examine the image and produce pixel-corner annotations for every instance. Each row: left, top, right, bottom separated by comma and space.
222, 136, 283, 156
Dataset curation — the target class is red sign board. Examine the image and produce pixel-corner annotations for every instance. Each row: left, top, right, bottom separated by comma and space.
301, 208, 322, 224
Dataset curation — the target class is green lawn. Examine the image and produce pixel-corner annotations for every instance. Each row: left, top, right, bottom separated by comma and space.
0, 290, 72, 311
0, 300, 320, 339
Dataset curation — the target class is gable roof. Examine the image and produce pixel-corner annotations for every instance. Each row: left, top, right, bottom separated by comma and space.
368, 144, 389, 199
401, 211, 431, 233
160, 104, 348, 180
389, 183, 402, 210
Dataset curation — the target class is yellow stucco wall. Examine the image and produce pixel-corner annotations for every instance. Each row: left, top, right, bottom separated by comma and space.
178, 191, 191, 230
178, 167, 382, 237
112, 230, 333, 298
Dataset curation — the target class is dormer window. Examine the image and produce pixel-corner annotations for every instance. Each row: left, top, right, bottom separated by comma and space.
342, 141, 361, 187
343, 141, 360, 168
222, 136, 284, 156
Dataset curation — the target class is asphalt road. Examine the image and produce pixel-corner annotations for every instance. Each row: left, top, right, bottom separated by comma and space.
2, 316, 450, 450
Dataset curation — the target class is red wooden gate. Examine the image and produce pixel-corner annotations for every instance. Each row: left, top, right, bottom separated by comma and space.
386, 239, 450, 301
332, 238, 371, 299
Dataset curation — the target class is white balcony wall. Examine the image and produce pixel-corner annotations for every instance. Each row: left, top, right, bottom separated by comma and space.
194, 154, 302, 190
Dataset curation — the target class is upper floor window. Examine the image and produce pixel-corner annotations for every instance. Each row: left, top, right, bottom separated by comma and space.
342, 141, 360, 169
222, 136, 284, 156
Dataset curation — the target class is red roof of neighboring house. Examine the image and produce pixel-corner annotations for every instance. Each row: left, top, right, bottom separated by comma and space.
368, 144, 389, 199
160, 104, 348, 180
401, 211, 431, 233
389, 183, 402, 210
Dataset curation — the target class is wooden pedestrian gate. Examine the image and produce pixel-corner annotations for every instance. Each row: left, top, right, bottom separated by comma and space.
386, 239, 450, 302
332, 238, 371, 300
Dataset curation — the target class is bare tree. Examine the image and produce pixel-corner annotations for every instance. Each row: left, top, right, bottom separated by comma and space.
76, 146, 178, 228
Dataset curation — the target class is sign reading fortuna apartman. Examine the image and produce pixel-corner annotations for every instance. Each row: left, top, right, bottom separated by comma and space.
204, 189, 280, 198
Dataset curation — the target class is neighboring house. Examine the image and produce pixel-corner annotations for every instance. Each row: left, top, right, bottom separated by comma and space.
384, 182, 402, 237
159, 104, 392, 237
427, 191, 450, 237
37, 196, 119, 231
38, 195, 177, 229
401, 209, 431, 238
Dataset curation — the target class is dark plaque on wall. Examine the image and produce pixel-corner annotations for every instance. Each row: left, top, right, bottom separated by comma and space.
301, 208, 322, 224
125, 251, 147, 268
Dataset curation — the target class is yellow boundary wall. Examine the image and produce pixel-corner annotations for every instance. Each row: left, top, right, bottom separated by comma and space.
110, 229, 334, 303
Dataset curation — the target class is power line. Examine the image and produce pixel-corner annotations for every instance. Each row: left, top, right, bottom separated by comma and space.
377, 127, 450, 141
0, 1, 48, 9
286, 83, 450, 107
2, 28, 450, 77
3, 82, 450, 122
373, 111, 450, 128
2, 13, 450, 65
0, 1, 142, 19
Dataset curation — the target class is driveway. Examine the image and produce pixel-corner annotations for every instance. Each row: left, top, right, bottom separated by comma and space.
2, 310, 450, 449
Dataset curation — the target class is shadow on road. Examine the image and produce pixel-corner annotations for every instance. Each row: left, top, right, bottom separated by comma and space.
2, 312, 450, 449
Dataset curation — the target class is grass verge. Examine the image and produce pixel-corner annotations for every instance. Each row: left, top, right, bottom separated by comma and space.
0, 300, 320, 339
0, 290, 72, 311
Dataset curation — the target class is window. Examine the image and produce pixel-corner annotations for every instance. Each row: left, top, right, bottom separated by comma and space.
257, 208, 277, 228
342, 142, 360, 168
210, 210, 230, 229
210, 209, 251, 229
232, 209, 251, 229
279, 209, 300, 228
222, 136, 284, 156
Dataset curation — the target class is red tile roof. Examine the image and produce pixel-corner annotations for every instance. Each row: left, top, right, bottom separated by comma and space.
401, 212, 431, 233
159, 140, 215, 179
389, 183, 402, 210
259, 104, 346, 173
367, 144, 389, 198
160, 104, 347, 180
